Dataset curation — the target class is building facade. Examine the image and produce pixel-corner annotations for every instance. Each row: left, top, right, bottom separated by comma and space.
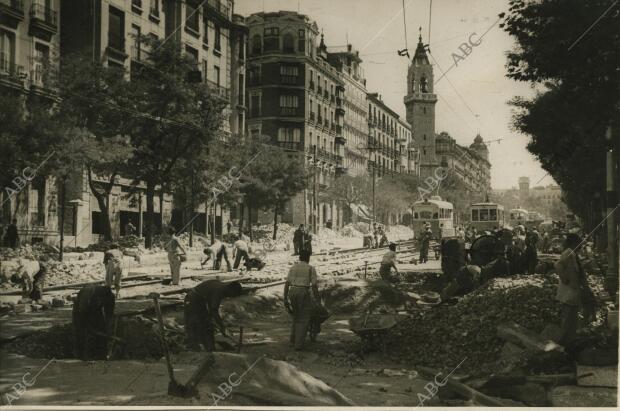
1, 0, 61, 244
435, 132, 491, 192
246, 11, 346, 229
326, 45, 368, 177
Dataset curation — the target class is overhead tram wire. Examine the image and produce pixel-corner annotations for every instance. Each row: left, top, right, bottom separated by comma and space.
428, 52, 478, 118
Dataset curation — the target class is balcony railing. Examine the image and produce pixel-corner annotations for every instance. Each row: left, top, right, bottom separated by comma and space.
278, 142, 301, 151
0, 54, 25, 81
30, 2, 57, 27
206, 79, 229, 99
280, 107, 297, 116
0, 0, 24, 19
206, 0, 230, 20
323, 90, 329, 99
336, 96, 343, 107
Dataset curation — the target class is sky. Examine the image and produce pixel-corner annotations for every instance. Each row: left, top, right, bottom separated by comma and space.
235, 0, 554, 189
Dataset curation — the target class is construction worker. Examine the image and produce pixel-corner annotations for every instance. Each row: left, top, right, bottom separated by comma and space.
232, 236, 250, 269
293, 224, 304, 255
419, 226, 432, 264
525, 228, 539, 274
283, 249, 321, 351
72, 285, 115, 360
202, 239, 232, 272
11, 260, 46, 302
125, 221, 136, 236
184, 280, 243, 351
379, 242, 399, 282
104, 244, 124, 297
5, 218, 18, 249
165, 227, 186, 285
555, 233, 596, 347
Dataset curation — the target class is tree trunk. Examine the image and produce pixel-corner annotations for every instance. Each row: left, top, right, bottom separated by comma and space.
59, 177, 66, 262
210, 201, 216, 243
273, 204, 279, 241
248, 202, 254, 242
88, 172, 113, 242
145, 180, 156, 249
238, 201, 245, 236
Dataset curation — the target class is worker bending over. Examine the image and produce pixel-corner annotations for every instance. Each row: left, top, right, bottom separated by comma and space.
11, 260, 46, 302
184, 280, 243, 351
72, 285, 116, 360
283, 249, 321, 351
202, 239, 232, 272
104, 245, 124, 297
379, 243, 399, 282
233, 237, 250, 269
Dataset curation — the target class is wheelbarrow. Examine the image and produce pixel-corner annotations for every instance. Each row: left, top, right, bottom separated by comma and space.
348, 313, 399, 354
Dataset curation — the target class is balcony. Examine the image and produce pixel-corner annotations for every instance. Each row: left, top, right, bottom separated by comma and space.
336, 83, 344, 91
324, 120, 329, 128
330, 95, 335, 104
317, 86, 323, 95
0, 0, 24, 27
335, 136, 346, 145
29, 2, 57, 40
336, 105, 345, 116
0, 56, 25, 87
280, 107, 297, 116
206, 79, 229, 99
309, 112, 315, 122
131, 0, 142, 13
309, 80, 314, 90
149, 4, 160, 22
278, 142, 301, 151
317, 115, 323, 124
206, 0, 230, 22
323, 90, 329, 99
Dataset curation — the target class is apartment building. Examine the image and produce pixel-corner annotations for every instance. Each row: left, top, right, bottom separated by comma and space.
0, 0, 61, 244
246, 11, 346, 230
367, 92, 405, 178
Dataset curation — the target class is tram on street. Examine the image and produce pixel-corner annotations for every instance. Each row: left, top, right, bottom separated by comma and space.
509, 208, 529, 228
469, 202, 505, 232
412, 196, 456, 238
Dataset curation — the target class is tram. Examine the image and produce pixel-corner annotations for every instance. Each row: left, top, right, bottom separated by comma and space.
412, 196, 456, 238
469, 202, 505, 232
509, 208, 529, 228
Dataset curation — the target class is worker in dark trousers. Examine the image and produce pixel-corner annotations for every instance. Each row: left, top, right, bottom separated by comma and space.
525, 228, 540, 274
72, 285, 115, 360
202, 239, 232, 272
283, 249, 321, 351
5, 219, 18, 249
293, 224, 304, 255
184, 280, 243, 351
233, 237, 250, 269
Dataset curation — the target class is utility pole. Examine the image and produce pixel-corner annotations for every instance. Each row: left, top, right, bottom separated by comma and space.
605, 124, 618, 296
313, 145, 318, 235
189, 170, 195, 247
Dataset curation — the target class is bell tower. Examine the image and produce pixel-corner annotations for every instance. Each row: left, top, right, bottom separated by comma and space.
404, 29, 438, 178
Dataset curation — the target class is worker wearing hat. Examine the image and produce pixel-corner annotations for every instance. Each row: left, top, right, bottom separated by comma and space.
555, 233, 596, 347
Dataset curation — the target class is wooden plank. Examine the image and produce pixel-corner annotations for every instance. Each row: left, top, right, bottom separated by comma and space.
497, 322, 564, 352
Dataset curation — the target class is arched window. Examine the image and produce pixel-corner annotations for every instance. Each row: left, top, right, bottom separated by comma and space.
410, 74, 415, 93
283, 32, 294, 53
251, 34, 262, 54
420, 76, 428, 93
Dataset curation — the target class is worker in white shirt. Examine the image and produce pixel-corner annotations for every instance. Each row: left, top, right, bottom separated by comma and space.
233, 237, 250, 269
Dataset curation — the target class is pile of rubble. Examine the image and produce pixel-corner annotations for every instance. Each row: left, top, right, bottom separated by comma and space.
385, 274, 564, 373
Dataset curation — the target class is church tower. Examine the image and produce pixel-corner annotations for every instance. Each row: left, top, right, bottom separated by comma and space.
404, 31, 438, 179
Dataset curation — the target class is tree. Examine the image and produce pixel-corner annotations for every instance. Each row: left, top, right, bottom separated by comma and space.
502, 0, 620, 230
55, 52, 135, 242
374, 175, 410, 226
241, 146, 307, 240
326, 174, 372, 224
117, 36, 228, 248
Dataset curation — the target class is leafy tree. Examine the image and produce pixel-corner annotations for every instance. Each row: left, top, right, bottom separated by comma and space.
54, 52, 134, 242
116, 36, 228, 248
374, 175, 410, 226
326, 174, 372, 224
502, 0, 620, 230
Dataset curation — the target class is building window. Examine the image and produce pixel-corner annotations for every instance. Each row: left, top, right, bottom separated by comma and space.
239, 35, 245, 59
108, 6, 125, 51
214, 23, 221, 51
185, 45, 198, 63
203, 17, 209, 45
32, 42, 50, 86
149, 0, 159, 17
186, 1, 200, 33
248, 65, 260, 84
250, 94, 261, 116
264, 27, 279, 51
280, 94, 298, 115
277, 128, 301, 142
251, 34, 261, 54
0, 30, 15, 74
238, 73, 244, 105
282, 32, 294, 53
280, 64, 298, 84
298, 29, 305, 52
30, 177, 46, 227
214, 65, 220, 85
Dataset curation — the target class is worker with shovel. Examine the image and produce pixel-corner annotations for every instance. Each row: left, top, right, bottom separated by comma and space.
201, 239, 232, 272
184, 279, 243, 351
72, 285, 116, 360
